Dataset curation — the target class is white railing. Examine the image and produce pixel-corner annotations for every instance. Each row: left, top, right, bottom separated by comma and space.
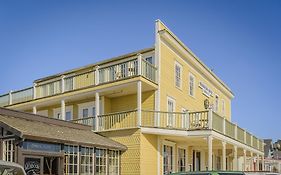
0, 94, 9, 107
11, 87, 33, 104
37, 80, 61, 98
99, 59, 138, 84
142, 59, 157, 82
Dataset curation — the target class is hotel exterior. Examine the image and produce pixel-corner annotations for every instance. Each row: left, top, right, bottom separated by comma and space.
0, 20, 264, 175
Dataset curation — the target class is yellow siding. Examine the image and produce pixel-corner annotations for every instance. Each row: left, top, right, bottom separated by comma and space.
140, 133, 158, 175
74, 71, 94, 89
100, 129, 141, 175
159, 41, 232, 120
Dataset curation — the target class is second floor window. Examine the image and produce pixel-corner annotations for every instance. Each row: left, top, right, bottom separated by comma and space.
215, 95, 219, 112
189, 73, 195, 97
221, 99, 225, 116
175, 62, 182, 88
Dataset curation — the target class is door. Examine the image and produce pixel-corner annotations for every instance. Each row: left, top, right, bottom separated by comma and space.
167, 97, 175, 127
163, 145, 173, 175
192, 151, 201, 171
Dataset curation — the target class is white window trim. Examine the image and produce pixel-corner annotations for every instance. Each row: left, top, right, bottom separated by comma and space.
189, 72, 196, 97
174, 61, 183, 89
167, 96, 176, 127
78, 101, 96, 119
53, 105, 73, 120
177, 146, 187, 172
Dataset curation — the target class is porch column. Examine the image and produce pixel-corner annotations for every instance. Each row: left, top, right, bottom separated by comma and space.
137, 81, 142, 127
61, 75, 65, 93
243, 149, 247, 171
250, 152, 253, 171
61, 99, 65, 120
32, 106, 37, 114
233, 146, 238, 170
222, 141, 226, 171
33, 83, 37, 99
257, 154, 260, 171
95, 92, 100, 131
208, 135, 213, 170
95, 66, 100, 85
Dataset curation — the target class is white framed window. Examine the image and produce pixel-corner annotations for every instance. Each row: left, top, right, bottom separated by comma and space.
145, 56, 153, 64
163, 140, 176, 175
64, 145, 79, 175
53, 106, 73, 121
108, 150, 119, 175
80, 146, 94, 175
175, 61, 182, 89
221, 99, 225, 116
189, 73, 195, 97
2, 139, 15, 162
167, 97, 176, 127
96, 148, 107, 175
178, 148, 186, 172
215, 95, 219, 112
181, 108, 188, 128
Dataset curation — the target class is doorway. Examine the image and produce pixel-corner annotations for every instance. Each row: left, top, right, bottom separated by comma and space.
192, 151, 201, 171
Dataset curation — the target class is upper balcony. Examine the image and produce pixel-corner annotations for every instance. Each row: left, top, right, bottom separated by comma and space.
71, 109, 264, 152
0, 51, 157, 108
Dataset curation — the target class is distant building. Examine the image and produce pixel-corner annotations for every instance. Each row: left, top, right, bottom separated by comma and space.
264, 139, 281, 172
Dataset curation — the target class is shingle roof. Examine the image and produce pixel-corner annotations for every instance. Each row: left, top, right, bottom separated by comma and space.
0, 107, 126, 151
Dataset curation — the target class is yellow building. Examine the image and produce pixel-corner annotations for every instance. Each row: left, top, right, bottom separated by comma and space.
0, 20, 264, 175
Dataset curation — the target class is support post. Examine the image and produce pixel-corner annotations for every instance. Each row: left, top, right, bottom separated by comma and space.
33, 83, 37, 99
261, 155, 264, 171
61, 75, 65, 93
186, 110, 190, 129
208, 108, 213, 129
61, 99, 65, 120
137, 81, 142, 127
222, 141, 226, 171
208, 135, 213, 170
243, 149, 247, 171
235, 123, 238, 139
233, 146, 238, 171
137, 53, 142, 76
8, 90, 13, 105
223, 117, 226, 135
32, 106, 37, 114
257, 154, 260, 171
95, 66, 100, 85
95, 92, 100, 131
250, 152, 253, 171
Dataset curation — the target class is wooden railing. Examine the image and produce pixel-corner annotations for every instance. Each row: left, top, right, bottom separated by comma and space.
70, 109, 263, 151
0, 58, 157, 106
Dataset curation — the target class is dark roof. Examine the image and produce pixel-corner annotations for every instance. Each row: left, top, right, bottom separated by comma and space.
34, 47, 155, 83
0, 107, 126, 151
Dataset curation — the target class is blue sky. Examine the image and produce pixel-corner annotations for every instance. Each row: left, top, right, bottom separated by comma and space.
0, 0, 280, 140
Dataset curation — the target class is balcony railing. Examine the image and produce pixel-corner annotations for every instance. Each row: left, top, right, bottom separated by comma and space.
71, 109, 263, 152
0, 58, 157, 106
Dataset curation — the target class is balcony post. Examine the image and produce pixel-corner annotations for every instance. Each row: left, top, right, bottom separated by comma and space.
137, 53, 142, 76
61, 99, 65, 120
61, 75, 65, 93
244, 130, 247, 144
222, 141, 226, 170
207, 135, 213, 170
261, 155, 264, 171
243, 149, 247, 171
95, 92, 100, 131
33, 83, 37, 99
8, 90, 13, 105
95, 66, 100, 85
186, 110, 190, 129
250, 152, 253, 171
208, 108, 213, 129
257, 154, 260, 171
233, 145, 238, 170
32, 106, 37, 114
137, 81, 142, 127
235, 123, 238, 140
251, 134, 253, 147
223, 117, 226, 135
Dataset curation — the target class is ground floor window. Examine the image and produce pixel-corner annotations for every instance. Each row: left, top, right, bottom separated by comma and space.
108, 150, 119, 175
2, 139, 15, 162
178, 148, 186, 172
163, 145, 173, 175
96, 148, 107, 175
64, 145, 79, 175
80, 147, 94, 175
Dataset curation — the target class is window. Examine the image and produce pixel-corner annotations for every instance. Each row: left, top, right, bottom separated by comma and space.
83, 108, 89, 118
178, 148, 186, 172
221, 99, 225, 116
215, 95, 219, 112
64, 145, 79, 175
53, 106, 73, 120
66, 111, 72, 121
163, 145, 173, 175
175, 62, 182, 88
108, 150, 119, 175
189, 73, 195, 97
96, 148, 107, 175
80, 147, 94, 175
2, 139, 15, 162
167, 97, 175, 127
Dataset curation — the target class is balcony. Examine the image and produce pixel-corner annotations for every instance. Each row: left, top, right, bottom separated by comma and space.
0, 58, 157, 107
72, 109, 263, 152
